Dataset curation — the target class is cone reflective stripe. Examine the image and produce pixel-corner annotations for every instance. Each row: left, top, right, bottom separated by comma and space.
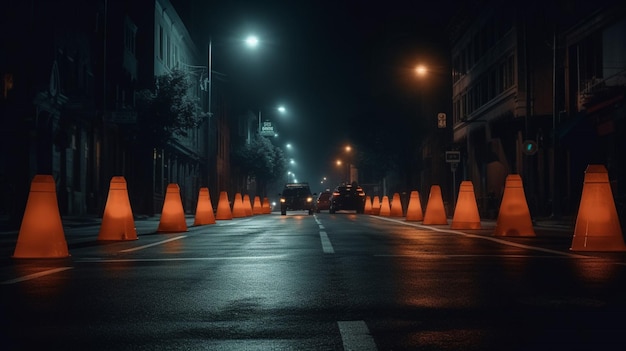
570, 165, 626, 251
215, 191, 233, 219
371, 196, 381, 215
494, 174, 535, 236
451, 181, 481, 229
253, 196, 264, 215
390, 193, 403, 217
157, 183, 188, 233
232, 193, 246, 218
405, 190, 423, 221
262, 197, 271, 214
13, 175, 70, 258
98, 176, 138, 240
423, 185, 447, 225
363, 196, 372, 214
194, 187, 216, 226
243, 194, 253, 217
379, 196, 391, 216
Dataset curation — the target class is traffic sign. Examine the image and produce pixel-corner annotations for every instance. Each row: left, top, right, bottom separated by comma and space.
445, 151, 460, 163
437, 113, 447, 128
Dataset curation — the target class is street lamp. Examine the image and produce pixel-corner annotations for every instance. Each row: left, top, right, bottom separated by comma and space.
206, 34, 260, 185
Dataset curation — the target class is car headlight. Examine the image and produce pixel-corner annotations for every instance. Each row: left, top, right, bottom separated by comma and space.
307, 197, 313, 202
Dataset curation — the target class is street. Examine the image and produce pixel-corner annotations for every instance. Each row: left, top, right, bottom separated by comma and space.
1, 212, 626, 350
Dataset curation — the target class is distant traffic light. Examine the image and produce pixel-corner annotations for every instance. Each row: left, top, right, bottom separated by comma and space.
522, 140, 538, 155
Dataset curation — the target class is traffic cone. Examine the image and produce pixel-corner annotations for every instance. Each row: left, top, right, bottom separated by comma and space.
494, 174, 535, 236
157, 183, 188, 233
379, 196, 391, 216
262, 197, 271, 214
215, 191, 232, 220
390, 193, 403, 217
194, 187, 216, 226
232, 192, 246, 218
570, 164, 626, 251
405, 190, 423, 221
253, 196, 264, 215
371, 196, 381, 215
13, 175, 70, 258
451, 181, 481, 229
423, 185, 448, 225
243, 194, 253, 217
364, 196, 372, 214
98, 176, 138, 240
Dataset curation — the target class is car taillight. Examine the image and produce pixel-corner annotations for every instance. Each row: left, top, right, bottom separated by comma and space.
332, 192, 340, 196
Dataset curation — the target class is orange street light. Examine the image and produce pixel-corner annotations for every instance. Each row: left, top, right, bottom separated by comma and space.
415, 65, 427, 77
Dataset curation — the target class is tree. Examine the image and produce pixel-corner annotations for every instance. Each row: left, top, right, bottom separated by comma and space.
135, 68, 204, 148
232, 136, 287, 194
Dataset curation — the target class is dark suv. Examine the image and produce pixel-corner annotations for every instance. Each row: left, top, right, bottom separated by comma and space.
280, 183, 315, 215
329, 183, 366, 214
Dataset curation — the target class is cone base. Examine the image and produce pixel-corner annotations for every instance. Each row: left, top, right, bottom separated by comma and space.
451, 221, 481, 229
405, 217, 423, 222
423, 219, 448, 225
13, 242, 70, 259
493, 229, 535, 237
570, 235, 626, 252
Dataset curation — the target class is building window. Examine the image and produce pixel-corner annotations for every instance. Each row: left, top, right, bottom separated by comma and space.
159, 25, 163, 61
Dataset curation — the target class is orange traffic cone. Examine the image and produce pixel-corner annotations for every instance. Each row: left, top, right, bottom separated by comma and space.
423, 185, 448, 225
405, 190, 423, 221
243, 194, 253, 217
570, 165, 626, 251
98, 176, 138, 240
390, 193, 403, 217
262, 197, 271, 214
215, 191, 233, 220
253, 196, 263, 215
379, 196, 391, 216
13, 175, 70, 258
451, 181, 481, 229
494, 174, 535, 236
157, 183, 188, 233
364, 196, 372, 214
232, 193, 246, 218
194, 187, 216, 226
371, 196, 381, 215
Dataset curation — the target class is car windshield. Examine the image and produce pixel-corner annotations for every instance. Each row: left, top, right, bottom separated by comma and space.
336, 185, 364, 195
283, 188, 310, 196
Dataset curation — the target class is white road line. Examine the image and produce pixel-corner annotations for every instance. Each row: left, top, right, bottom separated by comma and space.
338, 320, 378, 351
1, 267, 73, 285
119, 235, 187, 253
319, 224, 325, 230
370, 216, 588, 258
319, 231, 335, 253
75, 255, 287, 263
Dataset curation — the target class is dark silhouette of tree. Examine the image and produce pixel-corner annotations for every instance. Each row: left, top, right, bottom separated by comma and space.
135, 68, 204, 148
232, 135, 287, 194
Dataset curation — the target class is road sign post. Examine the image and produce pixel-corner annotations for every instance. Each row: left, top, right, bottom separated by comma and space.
446, 151, 461, 207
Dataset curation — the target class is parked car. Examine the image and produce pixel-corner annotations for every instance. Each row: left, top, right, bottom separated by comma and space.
329, 183, 366, 214
315, 190, 332, 212
279, 183, 315, 215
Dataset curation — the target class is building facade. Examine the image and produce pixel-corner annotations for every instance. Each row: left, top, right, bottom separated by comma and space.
0, 0, 219, 226
448, 1, 626, 220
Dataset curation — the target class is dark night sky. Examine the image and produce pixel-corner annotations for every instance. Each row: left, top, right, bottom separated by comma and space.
172, 0, 461, 191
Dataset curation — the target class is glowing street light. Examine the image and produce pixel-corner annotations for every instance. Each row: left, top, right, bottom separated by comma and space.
245, 35, 259, 48
415, 64, 427, 77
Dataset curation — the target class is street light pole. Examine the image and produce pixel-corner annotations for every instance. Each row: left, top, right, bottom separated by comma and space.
258, 110, 261, 134
206, 38, 213, 188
